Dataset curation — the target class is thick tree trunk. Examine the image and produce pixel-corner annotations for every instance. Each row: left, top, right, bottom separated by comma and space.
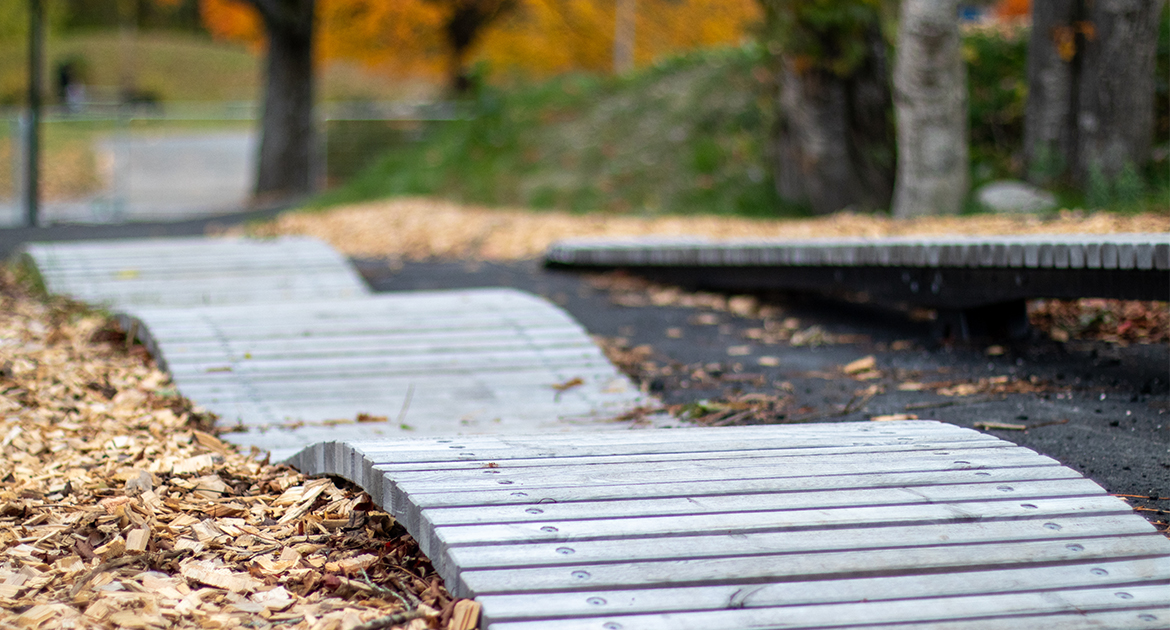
891, 0, 968, 218
773, 27, 893, 215
1023, 0, 1078, 182
1074, 0, 1164, 180
251, 0, 316, 199
1025, 0, 1165, 184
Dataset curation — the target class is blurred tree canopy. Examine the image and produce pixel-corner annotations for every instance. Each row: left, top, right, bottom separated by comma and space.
199, 0, 760, 82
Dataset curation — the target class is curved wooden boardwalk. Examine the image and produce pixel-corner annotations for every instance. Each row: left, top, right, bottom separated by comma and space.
21, 235, 1170, 628
290, 422, 1170, 629
20, 237, 652, 460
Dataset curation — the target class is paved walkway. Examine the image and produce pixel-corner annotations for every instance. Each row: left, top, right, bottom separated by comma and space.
22, 235, 1170, 629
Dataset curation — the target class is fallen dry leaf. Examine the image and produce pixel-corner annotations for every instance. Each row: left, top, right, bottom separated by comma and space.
843, 356, 877, 375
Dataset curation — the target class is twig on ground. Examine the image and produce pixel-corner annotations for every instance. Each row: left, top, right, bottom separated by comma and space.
352, 607, 431, 630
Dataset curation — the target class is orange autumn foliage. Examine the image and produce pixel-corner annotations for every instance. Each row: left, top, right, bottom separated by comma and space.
994, 0, 1030, 19
198, 0, 759, 80
481, 0, 760, 77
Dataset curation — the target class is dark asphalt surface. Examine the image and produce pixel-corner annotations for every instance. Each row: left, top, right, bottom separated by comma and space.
4, 222, 1167, 530
0, 206, 291, 260
355, 258, 1170, 524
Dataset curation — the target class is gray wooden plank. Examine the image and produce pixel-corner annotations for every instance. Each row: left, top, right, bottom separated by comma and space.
424, 477, 1108, 527
476, 557, 1170, 622
430, 495, 1133, 551
448, 514, 1157, 571
484, 583, 1170, 627
485, 584, 1170, 630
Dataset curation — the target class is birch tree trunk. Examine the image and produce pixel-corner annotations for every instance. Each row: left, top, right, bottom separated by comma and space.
892, 0, 968, 218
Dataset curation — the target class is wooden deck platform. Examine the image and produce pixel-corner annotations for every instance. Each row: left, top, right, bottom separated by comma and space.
545, 233, 1170, 307
290, 421, 1170, 629
19, 237, 652, 460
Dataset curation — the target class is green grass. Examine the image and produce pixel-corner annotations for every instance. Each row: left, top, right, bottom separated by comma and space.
0, 30, 433, 105
313, 45, 798, 218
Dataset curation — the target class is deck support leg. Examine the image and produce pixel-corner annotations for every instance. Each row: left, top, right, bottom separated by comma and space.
935, 299, 1030, 342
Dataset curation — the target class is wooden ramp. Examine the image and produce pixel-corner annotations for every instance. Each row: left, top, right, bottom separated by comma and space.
20, 237, 652, 460
289, 421, 1170, 629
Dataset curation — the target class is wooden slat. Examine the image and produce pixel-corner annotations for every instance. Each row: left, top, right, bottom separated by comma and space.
486, 585, 1170, 630
476, 558, 1169, 623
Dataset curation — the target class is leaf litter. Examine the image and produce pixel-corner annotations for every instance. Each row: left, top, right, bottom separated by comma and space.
0, 269, 476, 629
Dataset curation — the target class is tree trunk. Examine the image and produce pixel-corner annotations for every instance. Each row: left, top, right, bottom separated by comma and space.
1023, 0, 1078, 183
251, 0, 316, 199
1074, 0, 1164, 181
891, 0, 968, 218
772, 26, 893, 215
1025, 0, 1165, 185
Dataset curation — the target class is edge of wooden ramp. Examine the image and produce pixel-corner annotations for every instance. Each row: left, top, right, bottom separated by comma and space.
288, 420, 1170, 630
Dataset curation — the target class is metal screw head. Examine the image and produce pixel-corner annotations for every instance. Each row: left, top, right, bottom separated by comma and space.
510, 492, 528, 497
1065, 544, 1084, 552
1138, 614, 1158, 621
1091, 568, 1109, 576
540, 526, 558, 533
1020, 503, 1038, 509
1043, 522, 1062, 530
974, 472, 991, 476
571, 570, 590, 579
1115, 592, 1134, 600
996, 485, 1014, 492
525, 508, 543, 514
587, 597, 606, 606
603, 623, 623, 630
498, 480, 514, 485
555, 547, 574, 555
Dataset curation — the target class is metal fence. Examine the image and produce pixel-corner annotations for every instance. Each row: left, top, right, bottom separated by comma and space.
0, 101, 459, 228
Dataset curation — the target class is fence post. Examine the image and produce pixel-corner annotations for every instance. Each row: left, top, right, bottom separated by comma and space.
24, 0, 44, 228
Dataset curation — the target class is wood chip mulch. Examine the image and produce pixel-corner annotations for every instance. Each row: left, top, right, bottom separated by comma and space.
0, 270, 477, 630
242, 196, 1169, 262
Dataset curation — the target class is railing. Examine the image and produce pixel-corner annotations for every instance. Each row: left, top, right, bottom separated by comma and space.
0, 101, 461, 227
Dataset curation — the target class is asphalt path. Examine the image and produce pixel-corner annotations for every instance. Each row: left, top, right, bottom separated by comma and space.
356, 258, 1170, 523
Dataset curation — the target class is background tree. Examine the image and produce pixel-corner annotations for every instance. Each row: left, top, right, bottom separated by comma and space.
1025, 0, 1166, 187
891, 0, 967, 217
759, 0, 894, 215
430, 0, 517, 93
209, 0, 316, 199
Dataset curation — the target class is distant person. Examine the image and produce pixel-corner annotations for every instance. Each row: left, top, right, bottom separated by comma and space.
56, 61, 87, 112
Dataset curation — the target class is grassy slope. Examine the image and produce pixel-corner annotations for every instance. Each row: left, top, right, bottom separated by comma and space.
320, 46, 793, 218
0, 30, 430, 104
323, 35, 1168, 218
